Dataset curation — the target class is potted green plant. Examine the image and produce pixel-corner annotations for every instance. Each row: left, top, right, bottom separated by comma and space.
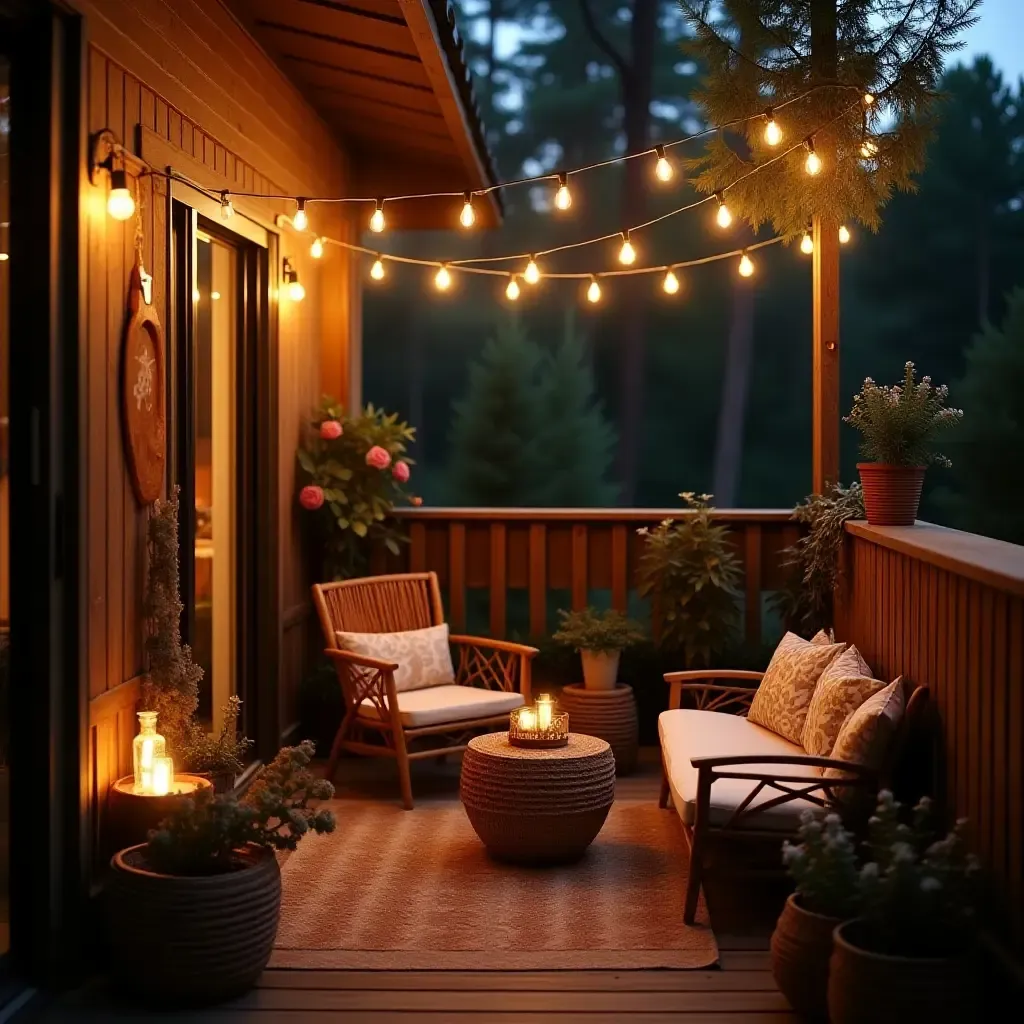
176, 695, 253, 793
844, 363, 962, 526
828, 791, 979, 1024
552, 607, 644, 691
771, 811, 861, 1019
107, 740, 335, 1006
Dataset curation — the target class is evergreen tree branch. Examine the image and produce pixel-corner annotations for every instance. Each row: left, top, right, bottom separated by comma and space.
576, 0, 630, 76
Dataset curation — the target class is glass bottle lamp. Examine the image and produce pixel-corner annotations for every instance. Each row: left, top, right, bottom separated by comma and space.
133, 711, 167, 794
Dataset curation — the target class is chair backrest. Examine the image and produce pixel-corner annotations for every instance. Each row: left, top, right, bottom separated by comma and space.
312, 572, 445, 648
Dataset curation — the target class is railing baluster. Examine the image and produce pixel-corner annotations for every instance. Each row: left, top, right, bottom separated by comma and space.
571, 524, 588, 610
489, 522, 507, 638
528, 523, 547, 637
409, 522, 427, 572
611, 524, 628, 612
448, 522, 466, 632
744, 524, 762, 647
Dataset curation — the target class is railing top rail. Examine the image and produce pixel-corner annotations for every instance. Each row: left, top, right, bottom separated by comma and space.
392, 507, 796, 523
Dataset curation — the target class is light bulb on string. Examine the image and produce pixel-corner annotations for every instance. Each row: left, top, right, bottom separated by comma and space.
554, 173, 572, 211
715, 193, 732, 229
654, 145, 673, 182
586, 276, 602, 304
800, 231, 814, 255
460, 192, 476, 229
863, 92, 875, 106
293, 199, 308, 232
434, 263, 452, 291
763, 111, 782, 147
804, 138, 822, 176
839, 225, 851, 244
370, 198, 386, 234
523, 256, 540, 285
370, 255, 385, 281
662, 268, 680, 295
107, 168, 135, 221
220, 191, 234, 219
505, 275, 520, 301
860, 138, 878, 160
310, 236, 324, 259
618, 231, 636, 265
738, 251, 755, 278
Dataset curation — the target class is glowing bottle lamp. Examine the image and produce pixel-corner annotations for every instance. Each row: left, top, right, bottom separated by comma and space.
133, 711, 167, 794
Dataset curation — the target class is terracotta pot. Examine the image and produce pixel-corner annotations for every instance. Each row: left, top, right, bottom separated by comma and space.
770, 894, 842, 1019
107, 842, 281, 1005
857, 463, 926, 526
827, 919, 973, 1024
580, 649, 620, 691
559, 683, 639, 775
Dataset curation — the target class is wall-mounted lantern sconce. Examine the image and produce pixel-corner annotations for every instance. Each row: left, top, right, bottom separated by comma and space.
89, 128, 136, 221
283, 257, 305, 302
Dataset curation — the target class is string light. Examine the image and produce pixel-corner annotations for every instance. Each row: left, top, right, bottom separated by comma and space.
370, 198, 386, 233
654, 145, 673, 182
715, 193, 732, 229
800, 231, 814, 254
293, 199, 308, 232
460, 192, 476, 229
738, 251, 755, 277
839, 225, 851, 244
523, 256, 541, 285
554, 173, 573, 210
860, 138, 878, 159
763, 110, 782, 147
107, 169, 135, 221
310, 236, 324, 259
370, 255, 385, 280
586, 276, 602, 303
505, 274, 520, 301
434, 263, 452, 291
618, 231, 636, 265
662, 268, 680, 295
220, 191, 234, 219
804, 138, 822, 176
863, 92, 875, 106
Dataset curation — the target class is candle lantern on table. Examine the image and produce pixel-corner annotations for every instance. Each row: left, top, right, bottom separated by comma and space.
509, 693, 569, 748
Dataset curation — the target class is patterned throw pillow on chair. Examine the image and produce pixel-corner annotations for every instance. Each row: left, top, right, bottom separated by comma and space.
802, 645, 886, 757
747, 632, 846, 744
335, 623, 456, 693
824, 678, 905, 779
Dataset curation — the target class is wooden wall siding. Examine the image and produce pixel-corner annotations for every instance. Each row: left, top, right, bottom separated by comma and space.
835, 523, 1024, 949
385, 509, 799, 644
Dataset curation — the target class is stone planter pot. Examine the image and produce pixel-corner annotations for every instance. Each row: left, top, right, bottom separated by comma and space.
580, 649, 620, 691
857, 463, 926, 526
770, 893, 842, 1019
827, 919, 972, 1024
107, 842, 281, 1006
559, 683, 638, 774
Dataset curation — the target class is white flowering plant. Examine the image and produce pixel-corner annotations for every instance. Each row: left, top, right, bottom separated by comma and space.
844, 362, 963, 468
857, 790, 980, 956
782, 810, 862, 919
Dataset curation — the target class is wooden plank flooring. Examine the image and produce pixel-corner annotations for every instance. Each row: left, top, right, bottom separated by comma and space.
44, 753, 793, 1021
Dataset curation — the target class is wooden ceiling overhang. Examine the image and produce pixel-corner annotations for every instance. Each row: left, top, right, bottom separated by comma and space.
227, 0, 501, 229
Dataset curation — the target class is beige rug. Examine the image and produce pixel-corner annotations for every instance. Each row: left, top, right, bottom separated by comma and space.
271, 792, 717, 970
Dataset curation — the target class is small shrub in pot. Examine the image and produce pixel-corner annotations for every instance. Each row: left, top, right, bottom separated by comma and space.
552, 607, 644, 690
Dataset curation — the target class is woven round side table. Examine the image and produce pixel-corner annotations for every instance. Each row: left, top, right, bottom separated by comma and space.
559, 683, 639, 775
460, 732, 615, 865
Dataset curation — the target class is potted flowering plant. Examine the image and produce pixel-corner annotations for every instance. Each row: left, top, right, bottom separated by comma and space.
107, 741, 335, 1006
844, 363, 962, 526
552, 607, 645, 691
771, 810, 861, 1018
828, 791, 979, 1024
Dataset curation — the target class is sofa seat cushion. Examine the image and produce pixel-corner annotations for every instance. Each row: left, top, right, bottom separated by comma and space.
659, 709, 826, 831
359, 684, 525, 729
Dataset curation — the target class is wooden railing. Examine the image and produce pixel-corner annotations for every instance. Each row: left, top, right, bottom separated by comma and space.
384, 508, 799, 645
835, 521, 1024, 951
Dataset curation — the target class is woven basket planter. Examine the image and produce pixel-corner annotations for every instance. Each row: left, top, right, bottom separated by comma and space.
107, 842, 281, 1006
770, 894, 842, 1019
857, 463, 926, 526
559, 683, 639, 775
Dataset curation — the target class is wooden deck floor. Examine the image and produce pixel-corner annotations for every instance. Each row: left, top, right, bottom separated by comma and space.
44, 752, 794, 1022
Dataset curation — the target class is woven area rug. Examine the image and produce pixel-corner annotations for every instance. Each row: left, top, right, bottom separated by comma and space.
271, 790, 717, 970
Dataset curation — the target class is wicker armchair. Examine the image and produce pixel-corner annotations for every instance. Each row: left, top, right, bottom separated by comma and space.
312, 572, 537, 809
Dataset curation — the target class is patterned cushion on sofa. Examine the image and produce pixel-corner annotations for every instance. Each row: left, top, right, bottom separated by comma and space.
335, 623, 455, 693
824, 678, 905, 778
802, 645, 886, 757
747, 631, 846, 744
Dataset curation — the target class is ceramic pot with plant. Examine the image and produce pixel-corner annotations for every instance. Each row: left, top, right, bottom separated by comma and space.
827, 791, 979, 1024
844, 363, 962, 526
177, 695, 253, 793
771, 810, 861, 1019
107, 740, 335, 1006
552, 607, 644, 690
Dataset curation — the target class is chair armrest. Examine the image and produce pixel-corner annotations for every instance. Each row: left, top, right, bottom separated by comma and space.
663, 671, 763, 713
449, 635, 540, 658
449, 635, 538, 700
325, 647, 400, 673
690, 753, 876, 777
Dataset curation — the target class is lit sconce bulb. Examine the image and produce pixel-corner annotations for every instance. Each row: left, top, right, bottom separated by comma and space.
738, 251, 755, 278
293, 199, 308, 232
0, 253, 8, 262
860, 138, 878, 159
288, 279, 305, 301
764, 111, 782, 147
586, 276, 602, 303
310, 236, 324, 259
211, 290, 221, 301
370, 198, 386, 234
805, 139, 822, 176
220, 191, 234, 219
800, 231, 814, 255
370, 255, 385, 280
863, 92, 875, 106
662, 268, 680, 295
554, 173, 572, 210
618, 231, 636, 265
839, 225, 851, 244
107, 168, 135, 221
505, 275, 520, 301
715, 193, 732, 229
523, 256, 540, 285
654, 145, 673, 182
192, 287, 201, 303
460, 192, 476, 228
435, 263, 452, 291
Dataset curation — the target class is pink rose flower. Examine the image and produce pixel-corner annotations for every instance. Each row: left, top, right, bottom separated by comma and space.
410, 496, 423, 506
319, 420, 343, 440
299, 485, 324, 511
366, 445, 391, 470
392, 460, 410, 483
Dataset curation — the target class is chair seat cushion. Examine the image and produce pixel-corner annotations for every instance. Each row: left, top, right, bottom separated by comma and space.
659, 709, 826, 831
359, 684, 525, 729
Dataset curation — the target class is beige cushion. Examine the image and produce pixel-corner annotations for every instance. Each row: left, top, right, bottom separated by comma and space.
802, 645, 885, 757
748, 632, 845, 744
824, 678, 905, 779
358, 684, 524, 729
658, 709, 825, 831
336, 623, 455, 692
810, 629, 834, 645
